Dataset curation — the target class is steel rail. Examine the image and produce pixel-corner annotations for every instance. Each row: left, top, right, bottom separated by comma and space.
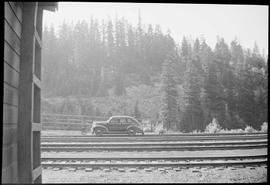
42, 159, 267, 168
41, 132, 267, 137
41, 143, 267, 152
41, 140, 267, 147
41, 135, 267, 143
41, 154, 267, 162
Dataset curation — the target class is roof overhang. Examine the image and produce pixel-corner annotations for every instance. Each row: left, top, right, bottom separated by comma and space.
39, 2, 58, 12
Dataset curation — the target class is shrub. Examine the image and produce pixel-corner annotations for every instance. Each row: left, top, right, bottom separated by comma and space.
155, 123, 166, 134
219, 129, 229, 133
219, 128, 246, 133
244, 125, 257, 133
205, 118, 222, 133
143, 127, 153, 132
231, 129, 245, 133
192, 129, 202, 134
260, 122, 268, 132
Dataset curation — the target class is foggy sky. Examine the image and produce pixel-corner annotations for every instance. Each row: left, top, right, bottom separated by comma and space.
43, 3, 268, 55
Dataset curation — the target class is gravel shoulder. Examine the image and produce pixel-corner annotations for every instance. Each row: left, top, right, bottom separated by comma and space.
42, 166, 267, 183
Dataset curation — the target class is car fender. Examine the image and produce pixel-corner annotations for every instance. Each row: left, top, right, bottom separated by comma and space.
92, 125, 109, 133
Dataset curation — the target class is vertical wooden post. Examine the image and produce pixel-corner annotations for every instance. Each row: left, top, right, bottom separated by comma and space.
18, 2, 43, 183
18, 2, 37, 182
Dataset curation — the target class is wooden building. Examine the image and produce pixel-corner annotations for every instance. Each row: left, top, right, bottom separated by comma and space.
3, 2, 57, 183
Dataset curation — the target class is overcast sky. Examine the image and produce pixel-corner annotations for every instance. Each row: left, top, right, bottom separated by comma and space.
43, 2, 268, 55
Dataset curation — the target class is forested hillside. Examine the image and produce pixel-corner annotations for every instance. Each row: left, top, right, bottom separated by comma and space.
41, 15, 268, 131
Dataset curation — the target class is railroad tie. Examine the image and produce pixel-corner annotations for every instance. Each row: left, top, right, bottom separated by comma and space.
192, 167, 200, 172
200, 167, 208, 171
104, 168, 111, 172
118, 168, 125, 172
246, 166, 256, 170
85, 168, 93, 172
158, 168, 166, 172
68, 168, 76, 171
77, 167, 85, 171
164, 167, 172, 170
228, 167, 237, 170
129, 168, 137, 172
74, 161, 81, 164
216, 167, 225, 171
145, 168, 153, 172
235, 165, 245, 168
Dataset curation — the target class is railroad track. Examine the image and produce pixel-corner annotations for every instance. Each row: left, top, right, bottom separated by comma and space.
42, 154, 267, 169
41, 140, 267, 152
42, 132, 267, 137
42, 133, 267, 172
41, 133, 267, 143
42, 140, 267, 147
41, 144, 267, 152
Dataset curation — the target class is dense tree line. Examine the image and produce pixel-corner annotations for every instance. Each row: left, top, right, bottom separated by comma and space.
42, 15, 268, 131
42, 14, 174, 97
175, 37, 268, 131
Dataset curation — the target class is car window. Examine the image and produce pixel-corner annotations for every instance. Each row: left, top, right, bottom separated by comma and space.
127, 118, 135, 123
120, 118, 127, 123
110, 118, 120, 123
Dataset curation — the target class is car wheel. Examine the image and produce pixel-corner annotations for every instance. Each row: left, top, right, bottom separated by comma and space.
81, 127, 87, 135
128, 129, 136, 136
94, 128, 105, 136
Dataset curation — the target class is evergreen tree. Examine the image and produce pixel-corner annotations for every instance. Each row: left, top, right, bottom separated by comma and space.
160, 51, 178, 131
181, 56, 204, 132
180, 36, 190, 59
204, 60, 226, 128
238, 45, 267, 129
213, 37, 233, 128
193, 38, 200, 57
237, 59, 256, 128
114, 72, 126, 96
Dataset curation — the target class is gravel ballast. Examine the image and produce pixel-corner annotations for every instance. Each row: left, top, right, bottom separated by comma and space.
42, 166, 267, 183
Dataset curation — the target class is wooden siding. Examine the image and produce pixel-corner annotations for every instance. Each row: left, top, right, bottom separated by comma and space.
4, 42, 20, 72
2, 125, 18, 146
3, 104, 18, 124
8, 2, 23, 23
4, 2, 22, 38
4, 20, 21, 55
3, 2, 57, 183
4, 62, 19, 88
1, 161, 18, 182
2, 2, 22, 183
2, 143, 18, 169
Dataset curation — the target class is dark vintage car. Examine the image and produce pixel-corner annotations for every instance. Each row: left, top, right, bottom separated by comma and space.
91, 116, 144, 136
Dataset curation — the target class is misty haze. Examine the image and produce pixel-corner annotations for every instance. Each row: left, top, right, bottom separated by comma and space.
40, 3, 268, 183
